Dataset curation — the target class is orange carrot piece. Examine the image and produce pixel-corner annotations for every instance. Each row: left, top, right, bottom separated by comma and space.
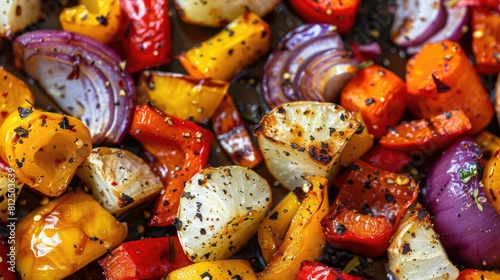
340, 64, 407, 139
379, 108, 472, 153
406, 40, 494, 134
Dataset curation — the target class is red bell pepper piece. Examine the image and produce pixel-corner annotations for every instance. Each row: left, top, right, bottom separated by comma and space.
471, 6, 500, 75
297, 261, 365, 280
457, 268, 500, 279
129, 104, 213, 227
321, 160, 418, 257
452, 0, 499, 9
379, 108, 472, 153
0, 237, 16, 280
121, 0, 172, 73
98, 236, 192, 280
360, 145, 410, 173
210, 95, 263, 169
288, 0, 361, 34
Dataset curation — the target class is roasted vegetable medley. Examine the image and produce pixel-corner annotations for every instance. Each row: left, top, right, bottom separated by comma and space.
0, 0, 500, 279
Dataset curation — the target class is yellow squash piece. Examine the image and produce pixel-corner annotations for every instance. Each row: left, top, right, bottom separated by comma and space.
257, 176, 329, 280
59, 0, 121, 44
137, 71, 228, 123
483, 149, 500, 216
0, 107, 92, 197
0, 67, 35, 126
178, 10, 271, 81
165, 259, 257, 280
15, 190, 127, 280
340, 111, 374, 166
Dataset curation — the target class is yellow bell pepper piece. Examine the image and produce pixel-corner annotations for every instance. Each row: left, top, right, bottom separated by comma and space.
0, 67, 34, 126
59, 0, 121, 45
475, 131, 500, 165
258, 187, 301, 263
15, 190, 127, 280
137, 71, 228, 123
0, 107, 92, 197
257, 176, 329, 280
178, 10, 272, 81
165, 259, 257, 280
340, 110, 374, 166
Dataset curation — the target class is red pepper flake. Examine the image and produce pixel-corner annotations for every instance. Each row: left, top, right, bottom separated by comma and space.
111, 182, 118, 186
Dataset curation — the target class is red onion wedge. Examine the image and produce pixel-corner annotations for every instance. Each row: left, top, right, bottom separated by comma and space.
407, 1, 469, 54
390, 0, 447, 48
262, 24, 358, 108
422, 137, 500, 269
13, 30, 135, 146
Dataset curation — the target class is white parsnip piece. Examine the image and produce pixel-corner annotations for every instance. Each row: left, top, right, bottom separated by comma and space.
176, 166, 272, 262
77, 147, 163, 216
0, 0, 41, 38
255, 101, 360, 190
388, 205, 459, 280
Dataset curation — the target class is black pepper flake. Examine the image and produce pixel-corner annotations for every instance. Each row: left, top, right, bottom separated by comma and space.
195, 213, 203, 221
340, 114, 345, 121
96, 15, 108, 26
444, 111, 451, 119
254, 123, 263, 132
329, 127, 336, 136
89, 236, 99, 241
385, 194, 395, 203
15, 159, 23, 168
355, 125, 365, 134
431, 74, 451, 93
58, 116, 75, 130
386, 126, 396, 133
201, 271, 213, 280
228, 48, 234, 55
200, 228, 206, 235
181, 192, 195, 199
346, 179, 354, 185
277, 107, 285, 114
365, 97, 375, 105
14, 126, 29, 138
269, 211, 278, 220
173, 218, 182, 230
118, 193, 134, 208
350, 165, 360, 171
232, 276, 242, 280
417, 207, 427, 219
362, 181, 371, 189
18, 107, 33, 119
402, 243, 411, 254
335, 224, 347, 235
291, 143, 299, 149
